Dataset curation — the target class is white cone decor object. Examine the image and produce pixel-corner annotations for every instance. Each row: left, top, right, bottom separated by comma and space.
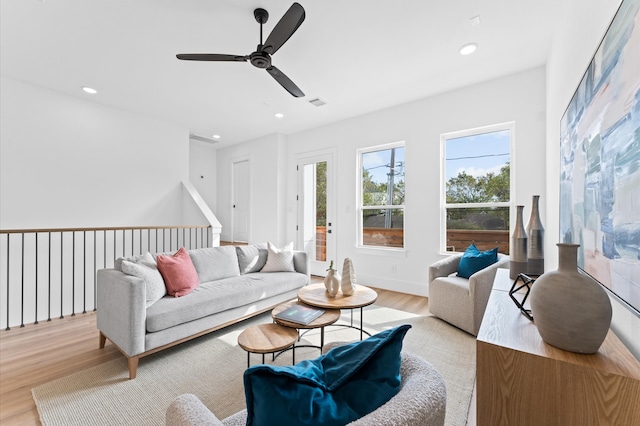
341, 258, 356, 296
529, 243, 612, 354
324, 260, 340, 298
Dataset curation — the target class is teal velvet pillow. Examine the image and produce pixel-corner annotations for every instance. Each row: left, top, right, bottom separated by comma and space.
457, 243, 498, 279
243, 324, 411, 426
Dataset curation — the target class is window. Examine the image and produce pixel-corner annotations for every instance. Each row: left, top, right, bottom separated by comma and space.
441, 123, 513, 254
358, 142, 405, 248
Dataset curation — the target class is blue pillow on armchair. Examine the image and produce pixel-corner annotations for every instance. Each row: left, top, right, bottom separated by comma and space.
243, 324, 411, 426
457, 243, 498, 279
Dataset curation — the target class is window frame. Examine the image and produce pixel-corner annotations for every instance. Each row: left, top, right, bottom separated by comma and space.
356, 141, 406, 252
440, 122, 515, 254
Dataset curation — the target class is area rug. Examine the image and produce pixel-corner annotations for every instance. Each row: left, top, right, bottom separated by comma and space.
32, 305, 476, 426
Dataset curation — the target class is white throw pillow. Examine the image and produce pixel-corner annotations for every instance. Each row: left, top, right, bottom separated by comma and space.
121, 252, 167, 307
261, 241, 295, 272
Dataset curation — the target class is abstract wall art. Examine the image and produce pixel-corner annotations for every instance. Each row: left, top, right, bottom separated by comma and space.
560, 0, 640, 316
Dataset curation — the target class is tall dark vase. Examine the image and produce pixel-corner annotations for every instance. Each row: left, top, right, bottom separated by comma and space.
526, 195, 544, 275
510, 205, 528, 279
529, 243, 612, 354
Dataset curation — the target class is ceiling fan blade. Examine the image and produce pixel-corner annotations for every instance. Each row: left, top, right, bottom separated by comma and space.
262, 3, 305, 55
176, 54, 248, 62
267, 66, 304, 97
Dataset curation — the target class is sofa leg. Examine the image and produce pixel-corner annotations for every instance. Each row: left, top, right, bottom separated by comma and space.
99, 332, 106, 349
128, 357, 139, 380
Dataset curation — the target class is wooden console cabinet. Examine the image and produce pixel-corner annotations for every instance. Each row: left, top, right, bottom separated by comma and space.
477, 268, 640, 425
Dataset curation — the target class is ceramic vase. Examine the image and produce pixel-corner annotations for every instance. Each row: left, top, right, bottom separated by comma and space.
526, 195, 545, 275
324, 261, 340, 298
529, 243, 612, 354
510, 205, 528, 279
340, 258, 356, 296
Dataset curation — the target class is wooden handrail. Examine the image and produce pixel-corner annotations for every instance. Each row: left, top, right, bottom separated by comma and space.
0, 225, 211, 234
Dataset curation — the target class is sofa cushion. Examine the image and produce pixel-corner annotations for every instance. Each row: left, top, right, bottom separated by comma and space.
261, 241, 295, 273
457, 243, 498, 279
146, 272, 308, 332
121, 252, 166, 307
243, 324, 411, 426
236, 244, 268, 274
157, 247, 200, 297
188, 246, 240, 282
114, 253, 146, 272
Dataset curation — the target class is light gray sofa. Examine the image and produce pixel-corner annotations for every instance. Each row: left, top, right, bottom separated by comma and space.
97, 244, 309, 379
428, 253, 509, 336
166, 351, 447, 426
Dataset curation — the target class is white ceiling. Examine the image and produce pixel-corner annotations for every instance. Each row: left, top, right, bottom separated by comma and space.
1, 0, 562, 148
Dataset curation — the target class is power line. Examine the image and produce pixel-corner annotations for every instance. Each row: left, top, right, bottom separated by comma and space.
364, 162, 405, 172
446, 153, 509, 161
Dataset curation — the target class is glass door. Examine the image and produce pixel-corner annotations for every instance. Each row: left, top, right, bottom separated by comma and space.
298, 152, 335, 276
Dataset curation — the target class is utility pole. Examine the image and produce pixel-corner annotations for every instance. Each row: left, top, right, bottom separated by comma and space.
385, 148, 395, 228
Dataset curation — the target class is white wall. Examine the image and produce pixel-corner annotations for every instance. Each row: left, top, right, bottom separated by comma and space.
189, 139, 217, 211
546, 0, 639, 358
216, 134, 288, 245
0, 77, 219, 327
0, 77, 189, 228
283, 67, 546, 296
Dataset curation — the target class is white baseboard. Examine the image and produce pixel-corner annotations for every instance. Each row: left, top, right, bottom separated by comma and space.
357, 273, 429, 298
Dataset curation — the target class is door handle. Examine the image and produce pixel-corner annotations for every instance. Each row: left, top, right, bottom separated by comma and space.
327, 229, 332, 234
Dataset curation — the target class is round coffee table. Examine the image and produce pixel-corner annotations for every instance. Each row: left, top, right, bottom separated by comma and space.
272, 300, 341, 351
237, 323, 298, 368
297, 283, 378, 340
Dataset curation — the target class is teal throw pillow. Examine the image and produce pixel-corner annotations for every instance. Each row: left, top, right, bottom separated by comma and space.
243, 324, 411, 426
457, 243, 498, 279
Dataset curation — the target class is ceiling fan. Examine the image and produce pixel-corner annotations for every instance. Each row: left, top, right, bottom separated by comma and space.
176, 3, 306, 97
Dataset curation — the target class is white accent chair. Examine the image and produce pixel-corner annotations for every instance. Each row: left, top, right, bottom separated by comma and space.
166, 351, 447, 426
428, 253, 509, 336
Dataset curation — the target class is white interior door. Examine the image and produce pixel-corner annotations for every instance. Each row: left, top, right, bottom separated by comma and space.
232, 159, 250, 243
297, 152, 335, 276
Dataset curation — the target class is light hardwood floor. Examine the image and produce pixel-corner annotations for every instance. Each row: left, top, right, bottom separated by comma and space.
0, 281, 475, 425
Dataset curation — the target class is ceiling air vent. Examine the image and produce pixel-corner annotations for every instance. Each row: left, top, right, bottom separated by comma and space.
189, 133, 219, 144
308, 97, 326, 107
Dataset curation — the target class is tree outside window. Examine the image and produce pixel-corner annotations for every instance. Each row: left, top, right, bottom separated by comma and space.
359, 143, 405, 248
443, 124, 513, 253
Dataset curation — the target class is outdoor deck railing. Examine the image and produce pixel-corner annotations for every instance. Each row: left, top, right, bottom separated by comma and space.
0, 225, 212, 330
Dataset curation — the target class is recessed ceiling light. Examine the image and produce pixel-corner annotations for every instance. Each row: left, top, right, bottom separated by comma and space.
81, 86, 97, 94
212, 134, 221, 139
274, 113, 284, 118
460, 43, 478, 55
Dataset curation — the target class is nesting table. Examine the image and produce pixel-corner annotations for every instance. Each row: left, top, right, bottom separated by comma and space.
237, 323, 298, 368
297, 283, 378, 340
272, 300, 341, 351
237, 284, 378, 367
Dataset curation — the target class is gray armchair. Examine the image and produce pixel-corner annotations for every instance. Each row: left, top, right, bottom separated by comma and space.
428, 253, 509, 336
166, 351, 447, 426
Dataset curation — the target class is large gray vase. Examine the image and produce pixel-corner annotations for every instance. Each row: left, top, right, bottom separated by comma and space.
529, 243, 612, 354
510, 205, 528, 279
526, 195, 544, 275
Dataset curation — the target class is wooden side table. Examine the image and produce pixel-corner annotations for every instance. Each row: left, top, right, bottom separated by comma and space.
272, 300, 340, 351
477, 269, 640, 425
237, 323, 298, 368
297, 283, 378, 340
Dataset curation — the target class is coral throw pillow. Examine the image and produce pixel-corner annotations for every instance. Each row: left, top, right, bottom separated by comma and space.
156, 247, 199, 297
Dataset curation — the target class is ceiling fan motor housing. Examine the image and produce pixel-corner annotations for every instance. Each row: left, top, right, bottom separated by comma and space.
250, 50, 271, 69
